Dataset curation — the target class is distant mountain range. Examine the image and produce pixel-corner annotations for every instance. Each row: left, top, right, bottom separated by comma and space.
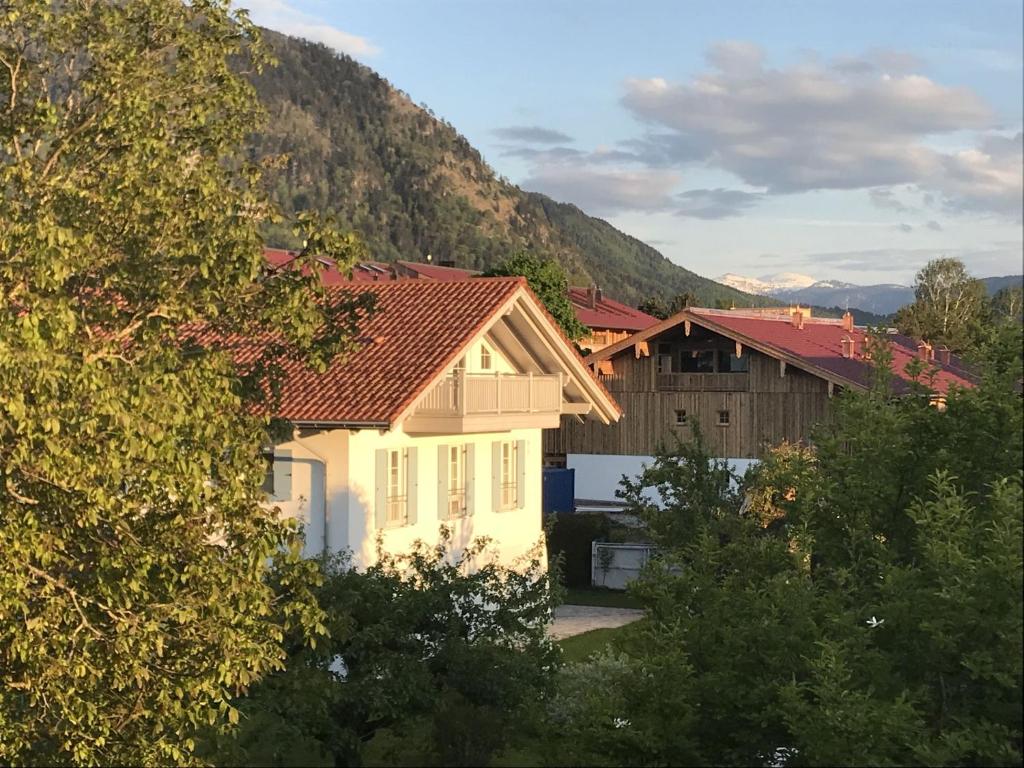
718, 272, 1023, 316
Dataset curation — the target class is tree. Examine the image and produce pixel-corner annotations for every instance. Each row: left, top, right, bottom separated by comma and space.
209, 533, 558, 767
0, 2, 366, 762
484, 251, 590, 340
585, 348, 1023, 765
895, 258, 989, 352
638, 292, 695, 320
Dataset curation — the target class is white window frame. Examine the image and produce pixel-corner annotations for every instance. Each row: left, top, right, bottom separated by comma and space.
386, 448, 408, 524
448, 444, 468, 518
480, 344, 492, 370
499, 440, 518, 510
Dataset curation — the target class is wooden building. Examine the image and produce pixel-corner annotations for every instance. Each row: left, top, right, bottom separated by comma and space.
546, 307, 976, 461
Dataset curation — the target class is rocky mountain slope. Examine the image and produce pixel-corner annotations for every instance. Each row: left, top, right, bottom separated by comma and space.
245, 30, 761, 308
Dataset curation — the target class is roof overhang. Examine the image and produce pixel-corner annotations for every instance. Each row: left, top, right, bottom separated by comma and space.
393, 285, 622, 428
587, 309, 865, 393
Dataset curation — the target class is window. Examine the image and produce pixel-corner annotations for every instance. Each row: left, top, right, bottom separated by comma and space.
480, 345, 492, 370
717, 410, 730, 426
500, 441, 518, 509
674, 409, 688, 426
386, 449, 407, 524
448, 445, 467, 518
658, 343, 671, 355
261, 450, 275, 495
721, 351, 749, 373
679, 350, 715, 373
657, 354, 673, 374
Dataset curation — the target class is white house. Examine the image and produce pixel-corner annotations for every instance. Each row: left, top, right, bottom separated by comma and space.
263, 276, 621, 569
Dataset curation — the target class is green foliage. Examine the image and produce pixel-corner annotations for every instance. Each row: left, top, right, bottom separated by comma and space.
585, 351, 1023, 765
483, 251, 590, 340
0, 2, 365, 763
547, 513, 612, 588
245, 31, 764, 308
211, 532, 559, 767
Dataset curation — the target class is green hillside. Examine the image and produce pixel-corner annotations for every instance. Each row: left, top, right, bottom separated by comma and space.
246, 30, 761, 307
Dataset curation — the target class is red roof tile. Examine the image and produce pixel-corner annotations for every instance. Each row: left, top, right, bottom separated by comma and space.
395, 261, 480, 280
589, 307, 976, 396
687, 309, 975, 395
264, 277, 526, 424
569, 287, 659, 332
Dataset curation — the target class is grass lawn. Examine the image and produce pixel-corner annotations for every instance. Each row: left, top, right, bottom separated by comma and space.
558, 621, 643, 663
562, 586, 640, 609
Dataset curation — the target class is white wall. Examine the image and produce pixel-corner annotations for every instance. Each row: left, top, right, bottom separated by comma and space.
271, 425, 546, 571
346, 425, 545, 570
568, 453, 758, 506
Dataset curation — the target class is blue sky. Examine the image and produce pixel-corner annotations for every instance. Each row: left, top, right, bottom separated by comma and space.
245, 0, 1023, 285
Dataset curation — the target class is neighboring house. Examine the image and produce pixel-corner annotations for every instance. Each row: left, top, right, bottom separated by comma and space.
260, 277, 621, 568
545, 307, 975, 496
263, 248, 480, 284
569, 286, 659, 353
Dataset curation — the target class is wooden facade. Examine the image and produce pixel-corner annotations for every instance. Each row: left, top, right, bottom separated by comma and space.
545, 323, 834, 460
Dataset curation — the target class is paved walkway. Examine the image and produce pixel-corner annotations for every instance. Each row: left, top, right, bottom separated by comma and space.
548, 604, 645, 640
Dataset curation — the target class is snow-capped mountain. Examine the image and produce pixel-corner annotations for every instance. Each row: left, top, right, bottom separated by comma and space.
717, 272, 818, 295
718, 272, 913, 314
718, 272, 1022, 316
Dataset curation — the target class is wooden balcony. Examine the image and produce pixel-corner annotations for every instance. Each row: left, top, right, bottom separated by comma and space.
657, 372, 749, 392
405, 371, 565, 433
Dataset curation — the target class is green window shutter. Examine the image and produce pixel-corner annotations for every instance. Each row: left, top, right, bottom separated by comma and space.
374, 449, 387, 529
465, 444, 476, 516
274, 449, 292, 502
437, 444, 449, 521
406, 447, 418, 526
492, 441, 501, 513
516, 439, 527, 509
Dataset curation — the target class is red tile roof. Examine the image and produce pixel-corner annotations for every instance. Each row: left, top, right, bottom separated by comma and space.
589, 307, 975, 396
688, 309, 974, 395
260, 277, 527, 424
395, 261, 480, 280
568, 287, 659, 332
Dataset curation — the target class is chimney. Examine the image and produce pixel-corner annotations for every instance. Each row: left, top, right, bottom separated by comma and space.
841, 336, 855, 358
842, 311, 854, 332
936, 346, 951, 365
917, 342, 933, 362
586, 286, 597, 309
595, 286, 603, 304
791, 309, 805, 330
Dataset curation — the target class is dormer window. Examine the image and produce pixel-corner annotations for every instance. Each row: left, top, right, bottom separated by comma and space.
480, 345, 492, 370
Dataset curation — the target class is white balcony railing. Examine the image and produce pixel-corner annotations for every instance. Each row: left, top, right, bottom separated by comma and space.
417, 371, 563, 417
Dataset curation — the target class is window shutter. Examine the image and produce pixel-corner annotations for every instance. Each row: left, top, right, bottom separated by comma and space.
465, 444, 476, 515
406, 447, 418, 526
491, 441, 501, 513
374, 449, 387, 529
273, 449, 292, 502
437, 444, 449, 521
515, 439, 527, 509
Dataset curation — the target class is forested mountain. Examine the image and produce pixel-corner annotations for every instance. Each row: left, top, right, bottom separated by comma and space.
246, 30, 760, 307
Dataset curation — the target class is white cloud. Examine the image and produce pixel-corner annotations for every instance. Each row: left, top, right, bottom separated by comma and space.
619, 43, 1020, 218
241, 0, 378, 57
521, 165, 681, 216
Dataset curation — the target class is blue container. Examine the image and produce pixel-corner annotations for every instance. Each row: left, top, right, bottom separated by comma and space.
542, 467, 575, 515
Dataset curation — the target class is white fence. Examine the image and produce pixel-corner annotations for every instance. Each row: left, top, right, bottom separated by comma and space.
591, 542, 655, 590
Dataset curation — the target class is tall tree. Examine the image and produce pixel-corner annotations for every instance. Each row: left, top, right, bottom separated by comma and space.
484, 251, 590, 341
895, 257, 988, 352
0, 2, 366, 763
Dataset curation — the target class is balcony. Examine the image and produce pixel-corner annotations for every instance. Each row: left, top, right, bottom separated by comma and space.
405, 371, 565, 433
